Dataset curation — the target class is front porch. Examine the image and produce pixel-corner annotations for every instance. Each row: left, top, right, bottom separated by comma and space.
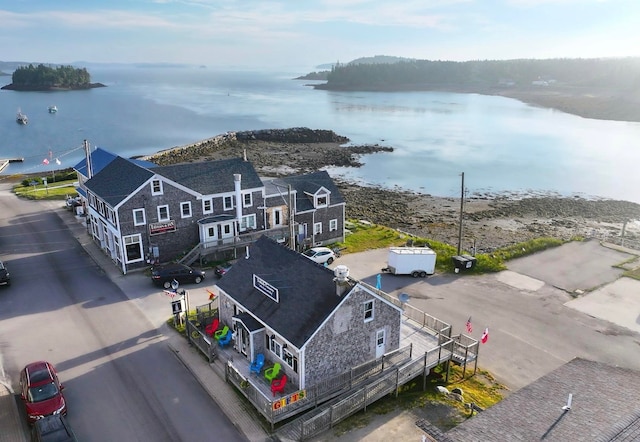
180, 225, 291, 266
186, 295, 479, 430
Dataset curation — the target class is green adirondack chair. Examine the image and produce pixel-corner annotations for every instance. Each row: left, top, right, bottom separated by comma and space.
214, 325, 229, 341
264, 363, 281, 382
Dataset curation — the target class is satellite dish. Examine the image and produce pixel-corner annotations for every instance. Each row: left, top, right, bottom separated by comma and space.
399, 293, 410, 303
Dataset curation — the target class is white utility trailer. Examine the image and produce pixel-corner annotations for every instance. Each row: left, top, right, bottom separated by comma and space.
382, 247, 436, 277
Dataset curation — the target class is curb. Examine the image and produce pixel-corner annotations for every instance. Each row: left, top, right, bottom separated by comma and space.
164, 327, 271, 442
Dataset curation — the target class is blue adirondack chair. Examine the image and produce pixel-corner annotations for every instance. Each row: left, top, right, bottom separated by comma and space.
250, 354, 265, 375
218, 330, 232, 348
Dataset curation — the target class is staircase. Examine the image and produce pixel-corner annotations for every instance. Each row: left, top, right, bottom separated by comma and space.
179, 243, 201, 266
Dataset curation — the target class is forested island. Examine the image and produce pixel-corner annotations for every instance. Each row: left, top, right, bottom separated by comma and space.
0, 63, 105, 91
310, 57, 640, 122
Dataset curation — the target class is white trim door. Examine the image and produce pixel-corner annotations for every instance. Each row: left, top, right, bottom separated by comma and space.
273, 208, 283, 227
221, 222, 235, 244
202, 223, 218, 243
375, 329, 385, 358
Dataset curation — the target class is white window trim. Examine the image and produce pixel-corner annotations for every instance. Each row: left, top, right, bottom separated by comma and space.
270, 337, 282, 359
123, 233, 144, 264
151, 179, 163, 196
133, 208, 146, 226
314, 222, 322, 235
240, 214, 256, 231
243, 192, 253, 208
202, 198, 213, 215
364, 300, 374, 322
315, 193, 329, 208
223, 196, 234, 211
329, 219, 338, 232
180, 201, 192, 219
157, 205, 170, 222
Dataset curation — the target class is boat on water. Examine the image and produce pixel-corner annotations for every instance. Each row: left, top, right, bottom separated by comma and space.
16, 109, 28, 125
48, 105, 58, 113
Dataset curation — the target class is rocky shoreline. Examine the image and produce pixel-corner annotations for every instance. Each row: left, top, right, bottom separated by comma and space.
144, 128, 640, 253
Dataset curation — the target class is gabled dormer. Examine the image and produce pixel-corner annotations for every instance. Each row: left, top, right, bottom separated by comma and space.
307, 186, 330, 209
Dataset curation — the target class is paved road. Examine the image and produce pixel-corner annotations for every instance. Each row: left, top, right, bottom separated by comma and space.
0, 187, 246, 441
331, 241, 640, 391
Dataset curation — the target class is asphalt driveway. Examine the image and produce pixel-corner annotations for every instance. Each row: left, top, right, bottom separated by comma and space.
331, 240, 640, 391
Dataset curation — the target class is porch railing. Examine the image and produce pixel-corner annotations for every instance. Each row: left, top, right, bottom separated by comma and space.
225, 344, 414, 427
277, 340, 468, 441
180, 226, 291, 266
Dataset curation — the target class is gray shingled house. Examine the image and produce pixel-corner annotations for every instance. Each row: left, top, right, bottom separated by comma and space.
214, 236, 403, 389
263, 171, 346, 248
446, 358, 640, 442
76, 149, 346, 274
82, 155, 266, 273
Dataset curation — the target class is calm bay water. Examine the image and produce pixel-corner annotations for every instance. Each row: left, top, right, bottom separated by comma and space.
1, 67, 639, 203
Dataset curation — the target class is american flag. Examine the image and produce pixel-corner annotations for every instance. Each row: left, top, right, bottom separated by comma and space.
466, 317, 472, 333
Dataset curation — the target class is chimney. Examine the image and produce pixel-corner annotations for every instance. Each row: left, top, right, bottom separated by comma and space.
234, 174, 243, 229
333, 265, 350, 296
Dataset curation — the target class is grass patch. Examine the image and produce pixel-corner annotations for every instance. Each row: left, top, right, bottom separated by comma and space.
331, 363, 506, 436
13, 178, 78, 200
336, 219, 568, 273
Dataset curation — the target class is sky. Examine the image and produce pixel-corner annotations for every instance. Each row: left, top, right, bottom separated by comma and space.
1, 0, 639, 70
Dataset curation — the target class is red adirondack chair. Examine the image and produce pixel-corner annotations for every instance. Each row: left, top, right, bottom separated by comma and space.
271, 375, 287, 397
205, 318, 219, 337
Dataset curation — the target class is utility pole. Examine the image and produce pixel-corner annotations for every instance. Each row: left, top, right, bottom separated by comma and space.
457, 172, 465, 256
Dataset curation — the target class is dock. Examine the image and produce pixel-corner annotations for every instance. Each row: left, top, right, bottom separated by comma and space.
0, 158, 24, 173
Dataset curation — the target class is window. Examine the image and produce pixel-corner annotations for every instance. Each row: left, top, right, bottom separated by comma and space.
364, 300, 374, 322
315, 194, 328, 208
223, 196, 234, 211
123, 234, 143, 263
151, 179, 163, 195
269, 336, 282, 358
329, 219, 338, 232
133, 209, 146, 226
314, 222, 322, 235
202, 198, 213, 214
283, 348, 298, 373
243, 193, 252, 207
180, 202, 192, 218
157, 205, 169, 222
240, 214, 256, 231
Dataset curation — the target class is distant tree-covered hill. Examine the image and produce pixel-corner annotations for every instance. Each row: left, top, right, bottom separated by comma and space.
316, 58, 640, 90
1, 63, 105, 91
310, 57, 640, 122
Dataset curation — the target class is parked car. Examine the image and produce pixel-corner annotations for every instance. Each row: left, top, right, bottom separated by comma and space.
151, 263, 205, 289
214, 262, 233, 278
302, 247, 336, 265
0, 260, 10, 286
19, 361, 67, 424
31, 414, 78, 442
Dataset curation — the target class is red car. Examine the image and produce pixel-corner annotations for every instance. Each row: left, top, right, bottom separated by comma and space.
19, 361, 67, 424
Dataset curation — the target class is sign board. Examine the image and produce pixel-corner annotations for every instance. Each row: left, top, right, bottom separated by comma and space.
272, 390, 306, 411
253, 274, 279, 303
171, 299, 185, 314
149, 220, 176, 236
